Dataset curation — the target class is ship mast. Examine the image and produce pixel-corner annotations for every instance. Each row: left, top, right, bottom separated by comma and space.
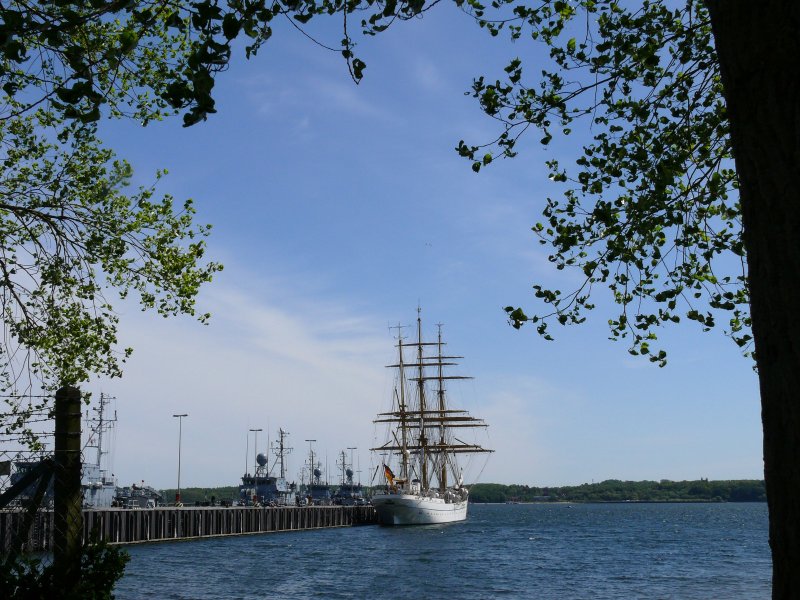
271, 428, 292, 479
392, 324, 410, 482
373, 314, 494, 488
303, 439, 316, 488
416, 308, 428, 489
96, 393, 107, 468
337, 450, 347, 486
86, 393, 116, 469
437, 324, 447, 491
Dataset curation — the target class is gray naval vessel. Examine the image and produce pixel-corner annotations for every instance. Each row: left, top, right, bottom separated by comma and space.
239, 428, 297, 506
114, 482, 163, 508
7, 393, 160, 509
82, 393, 117, 508
85, 393, 163, 508
300, 441, 332, 505
332, 449, 366, 506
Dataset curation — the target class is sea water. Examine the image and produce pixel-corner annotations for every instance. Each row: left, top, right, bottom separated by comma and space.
114, 503, 770, 599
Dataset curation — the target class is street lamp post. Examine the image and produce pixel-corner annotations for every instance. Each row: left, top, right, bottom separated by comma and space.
173, 414, 188, 505
304, 439, 316, 491
250, 428, 262, 473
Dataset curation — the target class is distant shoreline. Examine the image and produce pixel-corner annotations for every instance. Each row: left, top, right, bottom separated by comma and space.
160, 479, 766, 505
467, 479, 766, 504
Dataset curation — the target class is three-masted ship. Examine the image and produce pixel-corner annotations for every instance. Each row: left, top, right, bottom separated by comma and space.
371, 310, 492, 525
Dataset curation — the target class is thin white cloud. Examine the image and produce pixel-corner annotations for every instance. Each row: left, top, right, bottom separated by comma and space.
237, 70, 395, 124
90, 273, 390, 489
478, 374, 587, 485
413, 58, 445, 92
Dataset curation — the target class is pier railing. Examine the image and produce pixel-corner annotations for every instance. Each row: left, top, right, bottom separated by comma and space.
1, 504, 376, 549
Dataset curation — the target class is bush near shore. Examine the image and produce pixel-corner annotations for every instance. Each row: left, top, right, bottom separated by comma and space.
160, 486, 240, 504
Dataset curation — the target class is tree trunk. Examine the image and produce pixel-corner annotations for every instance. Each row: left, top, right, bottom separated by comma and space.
54, 386, 83, 593
705, 2, 800, 598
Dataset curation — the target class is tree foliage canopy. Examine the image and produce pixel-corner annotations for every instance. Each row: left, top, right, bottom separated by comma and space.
452, 0, 746, 364
1, 0, 234, 430
0, 112, 219, 389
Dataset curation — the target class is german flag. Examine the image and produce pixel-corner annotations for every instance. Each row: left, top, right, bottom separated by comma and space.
383, 464, 395, 485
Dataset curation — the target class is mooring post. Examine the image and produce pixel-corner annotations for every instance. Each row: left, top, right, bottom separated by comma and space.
54, 385, 82, 591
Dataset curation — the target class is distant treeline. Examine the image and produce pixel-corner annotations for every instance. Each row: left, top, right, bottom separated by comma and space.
468, 479, 766, 503
162, 479, 766, 505
161, 486, 240, 504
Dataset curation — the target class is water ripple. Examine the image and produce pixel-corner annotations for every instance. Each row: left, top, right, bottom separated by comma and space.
115, 503, 770, 599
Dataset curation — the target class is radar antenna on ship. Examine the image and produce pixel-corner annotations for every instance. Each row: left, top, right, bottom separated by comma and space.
84, 392, 117, 472
270, 428, 293, 479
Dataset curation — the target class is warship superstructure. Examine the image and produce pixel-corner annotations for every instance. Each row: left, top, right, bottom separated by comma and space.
82, 393, 117, 508
332, 449, 366, 505
300, 442, 332, 505
114, 482, 163, 508
239, 428, 297, 506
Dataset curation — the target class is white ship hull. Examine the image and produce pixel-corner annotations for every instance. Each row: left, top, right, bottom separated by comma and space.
372, 493, 468, 525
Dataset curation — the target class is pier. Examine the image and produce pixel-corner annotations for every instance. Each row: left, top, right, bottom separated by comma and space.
1, 505, 377, 551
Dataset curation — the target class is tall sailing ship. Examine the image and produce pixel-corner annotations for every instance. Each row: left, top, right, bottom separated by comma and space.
371, 311, 492, 525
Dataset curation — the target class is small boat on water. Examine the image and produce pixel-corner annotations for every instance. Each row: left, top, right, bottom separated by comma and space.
371, 310, 492, 525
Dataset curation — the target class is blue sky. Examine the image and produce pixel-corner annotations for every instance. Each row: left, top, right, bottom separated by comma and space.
85, 5, 762, 490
